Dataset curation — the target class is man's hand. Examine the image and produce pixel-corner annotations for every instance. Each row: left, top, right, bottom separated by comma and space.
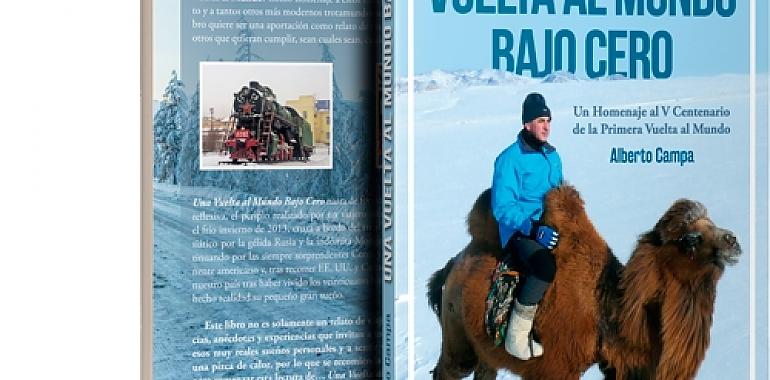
519, 219, 559, 250
531, 222, 559, 250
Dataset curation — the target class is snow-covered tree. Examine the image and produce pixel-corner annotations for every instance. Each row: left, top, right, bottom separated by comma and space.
153, 71, 189, 184
177, 84, 200, 186
321, 43, 343, 101
319, 43, 374, 197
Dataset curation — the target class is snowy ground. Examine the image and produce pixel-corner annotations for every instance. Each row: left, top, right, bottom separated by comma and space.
393, 72, 767, 379
200, 143, 332, 169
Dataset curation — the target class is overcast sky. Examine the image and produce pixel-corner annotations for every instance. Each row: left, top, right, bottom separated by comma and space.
153, 0, 179, 100
200, 62, 332, 119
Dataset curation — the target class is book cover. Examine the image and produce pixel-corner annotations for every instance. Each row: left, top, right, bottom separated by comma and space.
142, 1, 379, 379
384, 0, 768, 378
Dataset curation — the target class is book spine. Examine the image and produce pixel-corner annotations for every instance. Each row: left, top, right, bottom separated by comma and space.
381, 0, 394, 377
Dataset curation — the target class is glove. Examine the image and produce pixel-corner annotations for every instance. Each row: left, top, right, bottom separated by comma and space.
533, 223, 559, 250
521, 219, 559, 250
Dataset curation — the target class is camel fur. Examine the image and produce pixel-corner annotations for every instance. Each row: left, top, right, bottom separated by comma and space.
427, 185, 741, 380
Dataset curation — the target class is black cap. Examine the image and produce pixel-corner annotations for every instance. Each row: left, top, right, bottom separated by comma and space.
522, 92, 551, 124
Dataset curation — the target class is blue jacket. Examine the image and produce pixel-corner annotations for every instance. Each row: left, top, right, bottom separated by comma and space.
492, 130, 563, 247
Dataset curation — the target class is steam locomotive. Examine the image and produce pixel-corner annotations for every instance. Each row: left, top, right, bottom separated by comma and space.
222, 81, 314, 164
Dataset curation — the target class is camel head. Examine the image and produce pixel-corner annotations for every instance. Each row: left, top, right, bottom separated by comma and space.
650, 199, 741, 275
613, 199, 744, 379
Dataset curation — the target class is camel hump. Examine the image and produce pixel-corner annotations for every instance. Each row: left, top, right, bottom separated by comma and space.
545, 183, 580, 204
541, 183, 586, 226
467, 184, 584, 249
466, 189, 501, 249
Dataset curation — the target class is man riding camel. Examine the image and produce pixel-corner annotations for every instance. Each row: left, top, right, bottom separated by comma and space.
491, 92, 562, 360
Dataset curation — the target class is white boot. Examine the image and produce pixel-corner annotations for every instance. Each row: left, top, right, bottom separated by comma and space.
504, 299, 543, 360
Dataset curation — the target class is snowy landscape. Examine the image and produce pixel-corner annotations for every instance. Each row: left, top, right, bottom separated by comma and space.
393, 70, 767, 379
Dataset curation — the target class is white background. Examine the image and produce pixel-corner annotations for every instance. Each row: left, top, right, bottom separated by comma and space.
1, 1, 139, 379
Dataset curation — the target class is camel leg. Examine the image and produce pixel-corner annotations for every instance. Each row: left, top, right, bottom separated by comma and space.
432, 270, 479, 380
598, 360, 617, 380
520, 367, 583, 380
530, 373, 582, 380
432, 351, 474, 380
472, 361, 497, 380
432, 324, 477, 380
